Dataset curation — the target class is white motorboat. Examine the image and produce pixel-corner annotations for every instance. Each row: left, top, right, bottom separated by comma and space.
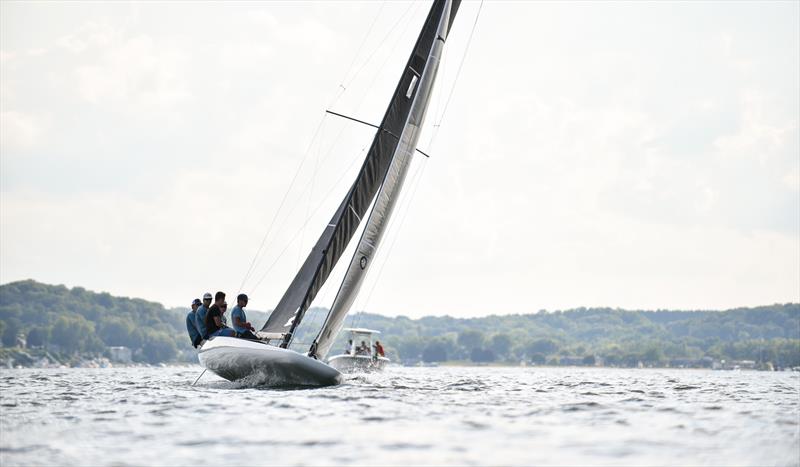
197, 0, 463, 386
327, 328, 390, 373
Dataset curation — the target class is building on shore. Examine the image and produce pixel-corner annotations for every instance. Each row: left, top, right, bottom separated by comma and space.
108, 346, 132, 364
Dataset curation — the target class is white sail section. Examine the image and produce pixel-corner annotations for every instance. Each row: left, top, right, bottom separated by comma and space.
312, 1, 453, 361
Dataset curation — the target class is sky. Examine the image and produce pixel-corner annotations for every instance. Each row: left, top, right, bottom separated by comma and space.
1, 1, 798, 319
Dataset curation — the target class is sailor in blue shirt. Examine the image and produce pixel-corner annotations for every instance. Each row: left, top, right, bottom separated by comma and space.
231, 293, 258, 340
195, 292, 212, 339
185, 298, 202, 348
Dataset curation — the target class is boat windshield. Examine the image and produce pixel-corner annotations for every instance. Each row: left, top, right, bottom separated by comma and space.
349, 332, 374, 356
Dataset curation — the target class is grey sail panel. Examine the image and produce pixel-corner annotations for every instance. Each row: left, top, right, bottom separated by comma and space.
261, 0, 458, 344
312, 0, 460, 360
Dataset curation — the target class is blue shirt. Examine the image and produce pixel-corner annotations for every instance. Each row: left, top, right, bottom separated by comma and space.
231, 305, 248, 334
185, 311, 201, 345
195, 304, 208, 338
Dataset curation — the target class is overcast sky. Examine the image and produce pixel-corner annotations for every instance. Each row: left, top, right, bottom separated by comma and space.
1, 1, 798, 318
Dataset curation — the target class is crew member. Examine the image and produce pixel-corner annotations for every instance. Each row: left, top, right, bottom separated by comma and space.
185, 298, 202, 348
196, 292, 212, 339
206, 295, 235, 337
231, 293, 258, 340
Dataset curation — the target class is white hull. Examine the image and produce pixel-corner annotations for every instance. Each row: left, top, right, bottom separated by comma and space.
327, 354, 390, 373
198, 337, 342, 386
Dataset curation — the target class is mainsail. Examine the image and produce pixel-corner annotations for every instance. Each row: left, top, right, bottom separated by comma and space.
261, 0, 461, 349
311, 1, 460, 360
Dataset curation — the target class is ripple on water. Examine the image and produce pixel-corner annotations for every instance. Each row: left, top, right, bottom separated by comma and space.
381, 442, 433, 450
673, 384, 701, 390
462, 419, 489, 430
561, 401, 603, 412
621, 397, 646, 402
442, 379, 487, 391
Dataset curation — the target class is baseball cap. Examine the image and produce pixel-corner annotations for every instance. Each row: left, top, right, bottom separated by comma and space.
237, 293, 248, 302
203, 292, 212, 300
191, 298, 201, 306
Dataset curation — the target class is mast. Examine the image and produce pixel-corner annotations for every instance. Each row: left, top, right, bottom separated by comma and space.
311, 0, 460, 360
261, 0, 461, 348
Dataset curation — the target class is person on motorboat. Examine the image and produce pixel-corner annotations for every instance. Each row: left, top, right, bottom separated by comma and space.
373, 340, 385, 358
356, 341, 369, 355
344, 339, 354, 355
206, 292, 236, 337
195, 292, 212, 339
185, 298, 203, 348
231, 293, 258, 340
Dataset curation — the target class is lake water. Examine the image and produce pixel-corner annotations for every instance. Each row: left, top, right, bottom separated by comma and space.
0, 366, 798, 466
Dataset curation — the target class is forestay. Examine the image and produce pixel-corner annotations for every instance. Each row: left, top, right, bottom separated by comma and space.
261, 0, 461, 350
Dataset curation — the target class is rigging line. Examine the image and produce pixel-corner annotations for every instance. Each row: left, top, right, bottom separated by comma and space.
278, 109, 371, 260
339, 0, 387, 88
353, 155, 429, 328
249, 144, 369, 293
244, 14, 384, 288
351, 0, 424, 117
325, 85, 348, 116
245, 106, 356, 289
238, 111, 330, 294
298, 117, 325, 270
342, 0, 417, 92
428, 0, 484, 149
242, 0, 389, 291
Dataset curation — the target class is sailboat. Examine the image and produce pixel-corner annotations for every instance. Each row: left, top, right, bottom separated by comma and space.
198, 0, 461, 386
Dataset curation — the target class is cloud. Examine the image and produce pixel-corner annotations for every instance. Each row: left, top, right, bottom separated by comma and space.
783, 170, 800, 192
74, 34, 190, 114
713, 90, 796, 163
55, 33, 88, 54
0, 111, 41, 150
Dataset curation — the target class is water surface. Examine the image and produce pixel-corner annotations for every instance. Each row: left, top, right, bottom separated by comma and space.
1, 366, 798, 466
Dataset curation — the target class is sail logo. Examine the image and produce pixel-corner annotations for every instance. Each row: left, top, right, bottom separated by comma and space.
360, 256, 368, 269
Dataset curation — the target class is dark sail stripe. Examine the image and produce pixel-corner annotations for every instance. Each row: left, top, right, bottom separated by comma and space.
261, 0, 461, 347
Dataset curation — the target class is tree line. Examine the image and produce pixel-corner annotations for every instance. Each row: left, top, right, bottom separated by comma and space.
316, 304, 800, 368
1, 280, 798, 367
0, 280, 185, 364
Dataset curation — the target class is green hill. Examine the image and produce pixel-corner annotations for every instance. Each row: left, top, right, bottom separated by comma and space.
1, 279, 798, 368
